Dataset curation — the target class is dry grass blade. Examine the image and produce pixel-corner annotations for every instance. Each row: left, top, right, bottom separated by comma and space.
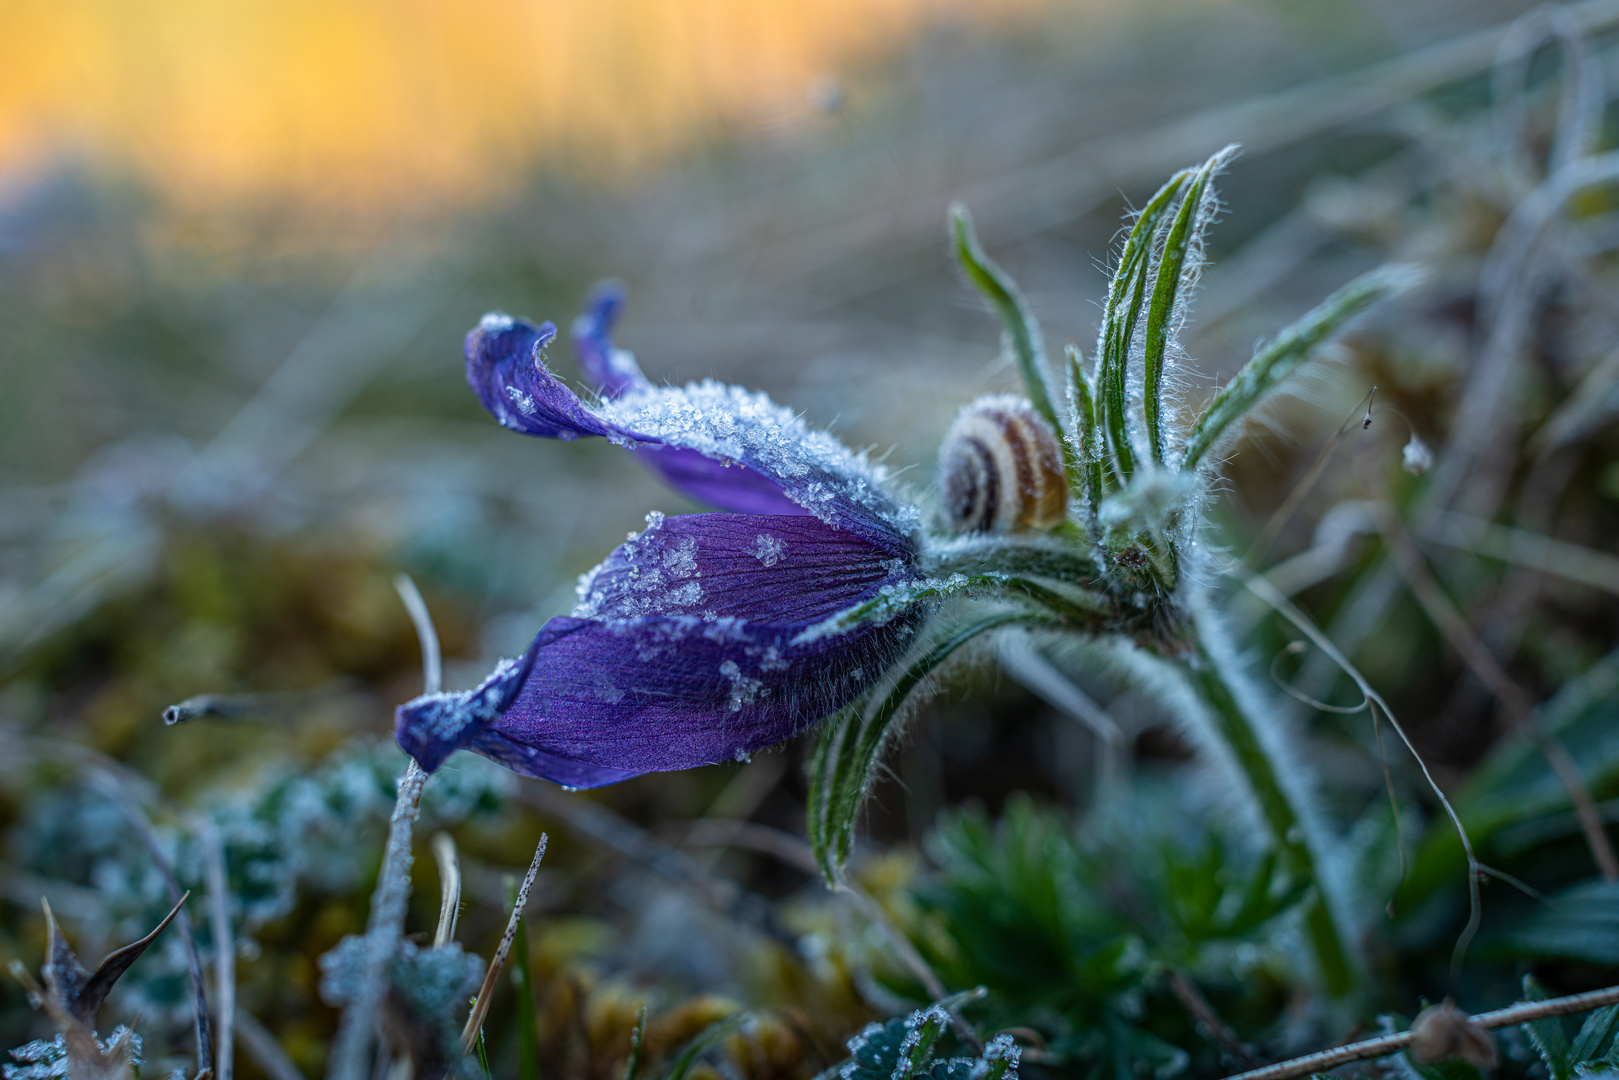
199, 820, 235, 1080
432, 832, 462, 948
327, 574, 441, 1080
234, 1009, 307, 1080
460, 835, 547, 1052
1380, 515, 1619, 880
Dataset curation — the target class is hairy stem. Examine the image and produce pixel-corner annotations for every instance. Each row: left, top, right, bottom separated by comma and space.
1181, 618, 1354, 996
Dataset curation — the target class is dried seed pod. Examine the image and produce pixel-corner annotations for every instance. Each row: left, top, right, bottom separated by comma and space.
938, 395, 1067, 534
1408, 1000, 1496, 1068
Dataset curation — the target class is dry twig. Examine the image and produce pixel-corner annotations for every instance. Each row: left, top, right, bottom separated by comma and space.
1222, 983, 1619, 1080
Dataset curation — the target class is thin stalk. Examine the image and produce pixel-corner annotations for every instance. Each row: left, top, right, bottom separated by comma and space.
1182, 621, 1354, 995
200, 819, 235, 1080
326, 575, 443, 1080
1380, 518, 1619, 880
1222, 983, 1619, 1080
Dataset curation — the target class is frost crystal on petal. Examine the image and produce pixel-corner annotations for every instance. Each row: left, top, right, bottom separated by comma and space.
597, 379, 915, 537
400, 656, 525, 743
750, 533, 787, 566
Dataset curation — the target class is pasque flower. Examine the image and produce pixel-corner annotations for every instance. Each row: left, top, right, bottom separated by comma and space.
395, 288, 928, 789
395, 152, 1408, 1001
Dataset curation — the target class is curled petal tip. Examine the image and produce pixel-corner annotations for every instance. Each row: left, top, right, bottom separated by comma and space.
395, 650, 533, 773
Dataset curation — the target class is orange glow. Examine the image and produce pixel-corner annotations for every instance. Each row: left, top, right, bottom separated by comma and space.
0, 0, 1041, 209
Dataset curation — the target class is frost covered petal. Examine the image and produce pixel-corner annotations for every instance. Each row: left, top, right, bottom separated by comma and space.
395, 512, 926, 788
469, 300, 918, 547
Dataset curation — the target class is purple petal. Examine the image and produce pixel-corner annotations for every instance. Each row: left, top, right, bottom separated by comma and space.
570, 282, 647, 399
396, 511, 925, 788
470, 309, 917, 548
631, 446, 810, 518
570, 289, 805, 514
464, 314, 612, 440
574, 512, 910, 621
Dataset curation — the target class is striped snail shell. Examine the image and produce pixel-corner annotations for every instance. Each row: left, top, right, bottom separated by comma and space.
938, 395, 1068, 534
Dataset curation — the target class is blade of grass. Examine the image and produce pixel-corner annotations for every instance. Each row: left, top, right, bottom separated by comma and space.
508, 875, 541, 1080
461, 835, 549, 1052
662, 1013, 748, 1080
1066, 345, 1105, 526
1098, 170, 1193, 479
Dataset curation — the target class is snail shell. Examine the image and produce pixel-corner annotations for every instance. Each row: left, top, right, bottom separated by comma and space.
938, 395, 1068, 534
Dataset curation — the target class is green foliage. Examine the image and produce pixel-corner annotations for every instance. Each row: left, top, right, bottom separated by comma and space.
886, 795, 1304, 1076
1511, 979, 1619, 1080
662, 1012, 748, 1080
1397, 647, 1619, 935
1179, 265, 1410, 470
807, 612, 1044, 882
828, 999, 1019, 1080
1497, 881, 1619, 965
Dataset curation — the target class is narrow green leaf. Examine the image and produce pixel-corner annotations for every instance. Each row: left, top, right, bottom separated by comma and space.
949, 203, 1060, 433
807, 702, 862, 883
1097, 170, 1192, 481
507, 878, 541, 1080
1523, 976, 1575, 1080
820, 612, 1039, 880
623, 1004, 648, 1080
1065, 344, 1105, 525
1142, 154, 1220, 464
1570, 1003, 1619, 1063
663, 1012, 748, 1080
1185, 623, 1354, 995
1181, 264, 1413, 470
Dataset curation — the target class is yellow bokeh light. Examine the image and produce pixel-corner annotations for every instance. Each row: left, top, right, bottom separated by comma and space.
0, 0, 1041, 210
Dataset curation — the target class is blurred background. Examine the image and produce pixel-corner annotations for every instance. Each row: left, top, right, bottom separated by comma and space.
6, 0, 1619, 1077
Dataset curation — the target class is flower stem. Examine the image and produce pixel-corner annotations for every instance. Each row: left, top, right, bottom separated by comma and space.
1181, 620, 1355, 996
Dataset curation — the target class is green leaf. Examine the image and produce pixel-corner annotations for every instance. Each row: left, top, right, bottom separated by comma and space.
809, 612, 1038, 882
662, 1012, 747, 1080
1524, 976, 1576, 1080
507, 879, 541, 1080
623, 1004, 647, 1080
949, 203, 1060, 434
1142, 152, 1223, 465
1181, 264, 1411, 470
1065, 345, 1105, 526
1096, 169, 1193, 481
1571, 1004, 1619, 1063
1497, 881, 1619, 965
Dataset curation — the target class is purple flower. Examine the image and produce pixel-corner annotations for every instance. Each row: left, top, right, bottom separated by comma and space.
395, 289, 926, 789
